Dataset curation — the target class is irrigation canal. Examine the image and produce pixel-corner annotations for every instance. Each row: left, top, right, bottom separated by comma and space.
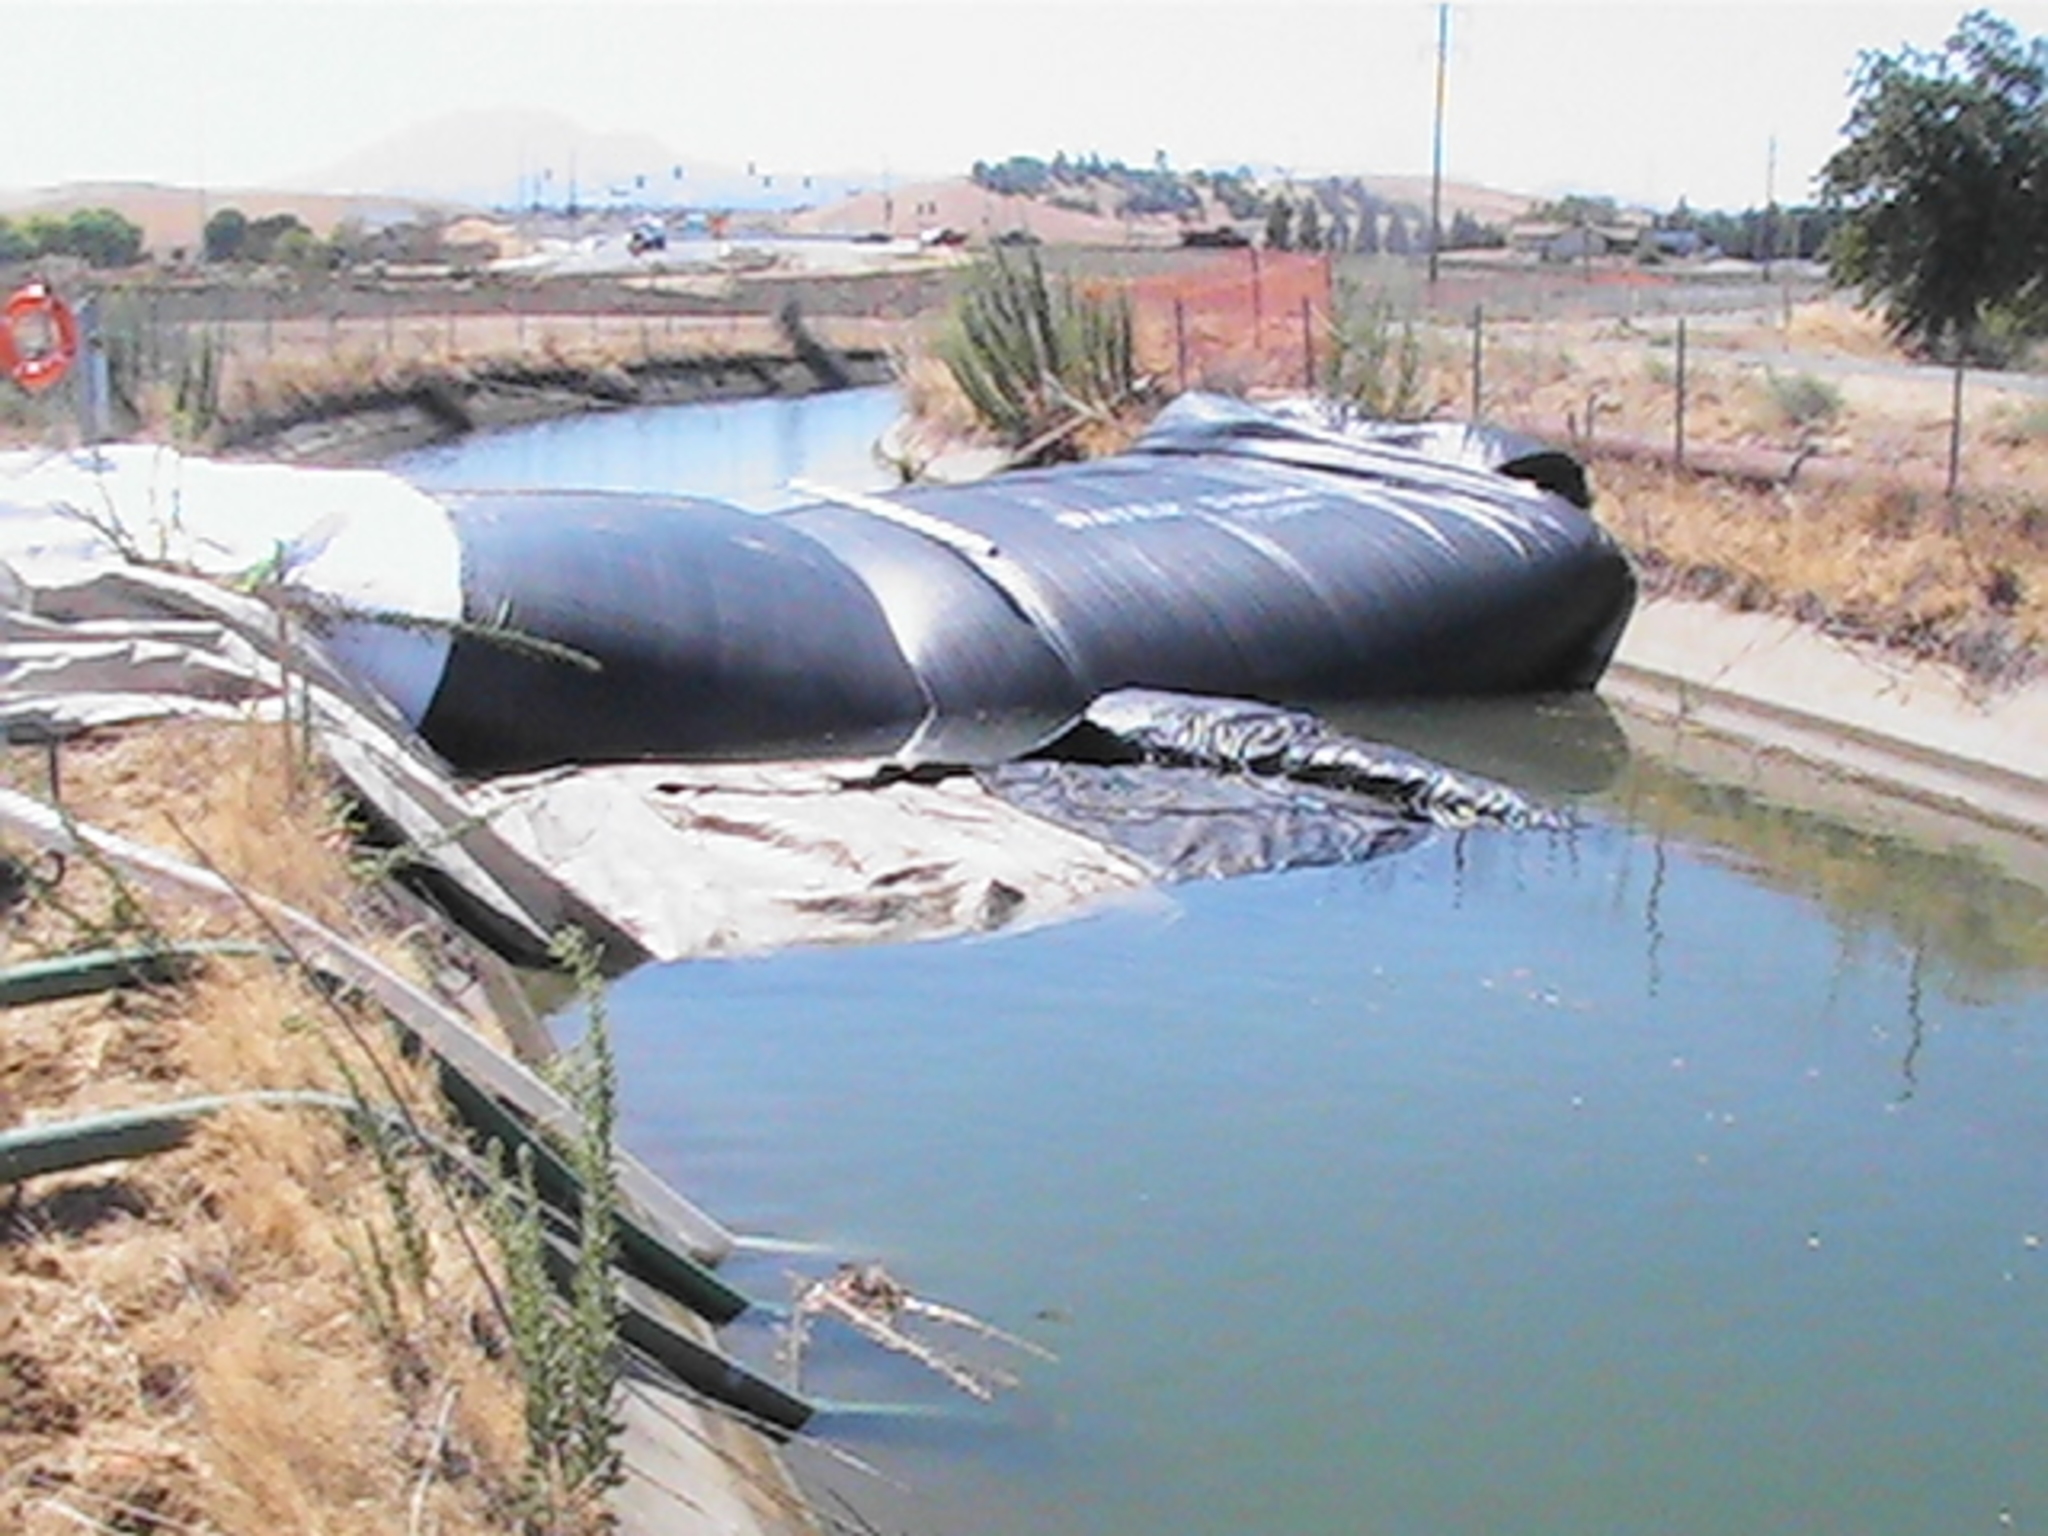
392, 391, 2048, 1536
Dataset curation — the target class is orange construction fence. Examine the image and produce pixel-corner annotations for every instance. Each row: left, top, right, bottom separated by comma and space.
1099, 251, 1337, 395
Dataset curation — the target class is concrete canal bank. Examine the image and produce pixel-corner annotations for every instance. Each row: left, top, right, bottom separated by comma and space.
225, 332, 899, 468
1606, 596, 2048, 889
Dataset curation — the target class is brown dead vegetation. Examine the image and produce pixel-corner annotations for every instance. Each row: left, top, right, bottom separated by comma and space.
1, 723, 539, 1536
1387, 293, 2048, 684
1591, 459, 2048, 684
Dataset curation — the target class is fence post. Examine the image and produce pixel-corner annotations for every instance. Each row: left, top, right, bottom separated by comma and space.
74, 294, 109, 449
1674, 316, 1688, 470
1300, 295, 1315, 392
1249, 246, 1263, 350
1470, 302, 1484, 421
1946, 356, 1965, 512
1174, 296, 1188, 393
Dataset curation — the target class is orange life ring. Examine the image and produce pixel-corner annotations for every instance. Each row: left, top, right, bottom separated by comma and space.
0, 283, 80, 393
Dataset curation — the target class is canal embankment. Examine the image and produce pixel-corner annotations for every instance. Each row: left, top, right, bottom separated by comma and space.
0, 553, 828, 1534
219, 319, 901, 467
1605, 594, 2048, 890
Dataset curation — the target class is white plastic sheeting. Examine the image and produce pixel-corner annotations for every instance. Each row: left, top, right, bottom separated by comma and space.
1, 445, 461, 725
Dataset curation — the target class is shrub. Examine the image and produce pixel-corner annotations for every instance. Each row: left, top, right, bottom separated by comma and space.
936, 248, 1141, 453
1990, 398, 2048, 447
1762, 369, 1844, 431
1323, 285, 1426, 422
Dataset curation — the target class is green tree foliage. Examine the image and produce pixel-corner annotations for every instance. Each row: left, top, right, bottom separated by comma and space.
1208, 170, 1263, 221
244, 212, 314, 264
1265, 196, 1294, 251
973, 150, 1201, 217
1447, 209, 1505, 249
1383, 209, 1412, 256
1324, 285, 1426, 421
204, 207, 249, 263
1296, 198, 1323, 252
205, 207, 326, 268
1355, 208, 1381, 255
1821, 8, 2048, 357
1681, 203, 1841, 260
972, 156, 1055, 197
0, 218, 33, 264
13, 207, 145, 267
937, 247, 1140, 453
1532, 192, 1620, 226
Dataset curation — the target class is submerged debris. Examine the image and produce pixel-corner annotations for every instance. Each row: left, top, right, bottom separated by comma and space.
782, 1262, 1056, 1403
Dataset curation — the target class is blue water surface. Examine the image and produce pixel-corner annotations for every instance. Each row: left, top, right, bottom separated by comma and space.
403, 393, 2048, 1536
601, 796, 2048, 1536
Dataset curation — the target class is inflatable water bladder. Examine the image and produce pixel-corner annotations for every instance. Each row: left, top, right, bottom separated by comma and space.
383, 394, 1635, 774
0, 394, 1637, 777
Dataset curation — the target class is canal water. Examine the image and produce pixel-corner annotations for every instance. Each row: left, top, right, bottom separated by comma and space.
394, 394, 2048, 1536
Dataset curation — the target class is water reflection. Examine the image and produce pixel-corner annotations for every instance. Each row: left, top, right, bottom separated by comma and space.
1325, 691, 1632, 798
1899, 941, 1929, 1101
388, 386, 904, 510
1341, 689, 2048, 998
1607, 745, 2048, 997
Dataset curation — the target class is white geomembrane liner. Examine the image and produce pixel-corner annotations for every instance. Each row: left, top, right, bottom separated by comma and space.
0, 445, 461, 725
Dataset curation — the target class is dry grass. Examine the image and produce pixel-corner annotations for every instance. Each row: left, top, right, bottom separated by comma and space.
1432, 294, 2048, 680
1593, 457, 2048, 681
1782, 297, 1904, 361
2, 722, 536, 1536
4, 301, 911, 451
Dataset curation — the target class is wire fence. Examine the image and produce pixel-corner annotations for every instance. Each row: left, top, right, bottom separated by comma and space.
0, 265, 941, 446
5, 252, 2040, 511
1063, 249, 2036, 505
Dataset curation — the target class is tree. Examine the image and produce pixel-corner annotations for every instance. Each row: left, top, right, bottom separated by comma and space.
204, 207, 249, 263
0, 217, 33, 264
14, 208, 144, 267
67, 208, 144, 266
1821, 8, 2048, 358
1384, 209, 1411, 256
244, 212, 312, 264
1448, 209, 1498, 249
1533, 192, 1619, 227
1296, 198, 1322, 252
1265, 196, 1294, 251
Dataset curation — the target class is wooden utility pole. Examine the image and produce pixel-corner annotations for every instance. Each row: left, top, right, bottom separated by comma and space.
1762, 134, 1776, 282
1429, 3, 1449, 287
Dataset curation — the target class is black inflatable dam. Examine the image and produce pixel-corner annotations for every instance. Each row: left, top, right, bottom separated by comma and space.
373, 394, 1636, 775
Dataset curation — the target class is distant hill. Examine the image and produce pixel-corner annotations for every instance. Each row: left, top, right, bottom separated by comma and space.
290, 107, 873, 212
1352, 175, 1535, 227
784, 178, 1167, 245
0, 182, 439, 259
787, 171, 1537, 248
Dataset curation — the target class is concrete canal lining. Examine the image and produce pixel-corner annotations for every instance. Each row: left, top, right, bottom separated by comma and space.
1604, 595, 2048, 880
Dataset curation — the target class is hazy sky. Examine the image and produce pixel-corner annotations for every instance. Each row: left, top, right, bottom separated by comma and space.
16, 1, 2048, 210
